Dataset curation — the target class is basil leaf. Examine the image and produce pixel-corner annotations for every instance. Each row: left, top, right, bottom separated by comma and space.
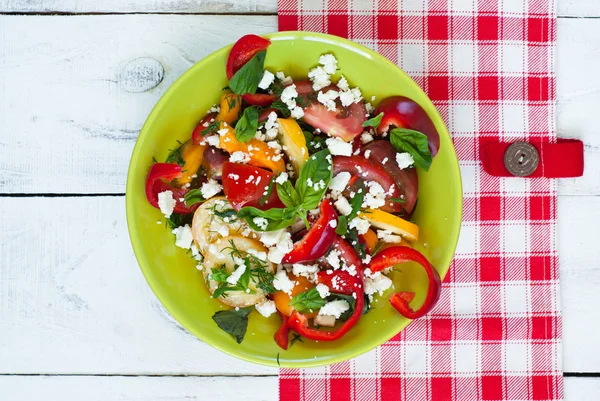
235, 106, 259, 142
270, 100, 291, 118
303, 130, 327, 154
361, 112, 384, 131
336, 215, 348, 236
276, 181, 301, 209
389, 128, 432, 171
296, 149, 333, 211
184, 189, 205, 208
336, 185, 364, 235
212, 307, 253, 344
213, 208, 237, 220
165, 213, 193, 230
209, 266, 229, 284
237, 206, 297, 231
229, 51, 266, 96
258, 177, 276, 206
289, 287, 326, 313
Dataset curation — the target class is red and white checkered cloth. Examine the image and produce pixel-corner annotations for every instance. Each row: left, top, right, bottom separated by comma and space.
278, 1, 562, 400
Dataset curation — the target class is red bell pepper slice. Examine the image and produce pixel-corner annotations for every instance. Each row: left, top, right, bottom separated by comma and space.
145, 163, 197, 215
369, 246, 441, 319
316, 270, 357, 296
282, 200, 338, 264
286, 236, 365, 341
226, 34, 276, 106
274, 313, 290, 350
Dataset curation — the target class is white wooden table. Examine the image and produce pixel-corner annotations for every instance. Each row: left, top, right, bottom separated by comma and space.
0, 1, 599, 399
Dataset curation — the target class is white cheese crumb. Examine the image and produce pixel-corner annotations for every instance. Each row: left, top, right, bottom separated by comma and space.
365, 102, 375, 114
208, 104, 220, 113
200, 179, 223, 200
364, 150, 371, 159
228, 173, 240, 181
396, 152, 415, 169
339, 90, 355, 107
308, 66, 331, 91
172, 224, 193, 249
273, 270, 295, 294
276, 71, 293, 85
361, 133, 374, 144
319, 54, 338, 74
329, 219, 338, 228
253, 217, 268, 230
364, 272, 393, 297
258, 70, 275, 90
318, 300, 350, 318
281, 84, 299, 110
290, 106, 304, 119
326, 137, 352, 156
217, 225, 229, 237
229, 151, 250, 163
317, 89, 339, 111
226, 260, 247, 285
326, 249, 341, 270
247, 248, 267, 261
217, 128, 230, 137
363, 181, 387, 209
377, 229, 403, 243
276, 172, 289, 184
205, 135, 220, 148
157, 190, 175, 218
264, 230, 293, 264
334, 196, 353, 216
329, 172, 351, 191
292, 263, 320, 278
316, 283, 331, 298
348, 217, 370, 235
255, 300, 277, 317
337, 75, 350, 91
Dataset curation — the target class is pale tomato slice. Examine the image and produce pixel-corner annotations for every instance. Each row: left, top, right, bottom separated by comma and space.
222, 162, 285, 211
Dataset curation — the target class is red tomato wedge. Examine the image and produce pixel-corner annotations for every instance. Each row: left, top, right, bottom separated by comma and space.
221, 162, 285, 211
226, 34, 276, 106
362, 140, 419, 215
332, 155, 402, 213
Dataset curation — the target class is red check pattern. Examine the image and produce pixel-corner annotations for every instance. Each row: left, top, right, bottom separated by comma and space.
278, 0, 562, 400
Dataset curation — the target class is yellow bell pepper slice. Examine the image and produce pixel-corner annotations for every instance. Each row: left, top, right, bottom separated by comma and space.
360, 209, 419, 242
216, 92, 242, 125
277, 118, 309, 173
176, 140, 206, 186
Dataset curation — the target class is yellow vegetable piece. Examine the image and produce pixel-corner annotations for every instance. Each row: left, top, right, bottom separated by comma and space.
216, 92, 242, 125
218, 122, 286, 174
277, 118, 309, 173
360, 209, 419, 242
177, 140, 206, 186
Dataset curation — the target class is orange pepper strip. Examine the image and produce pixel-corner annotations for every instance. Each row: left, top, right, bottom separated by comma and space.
218, 122, 286, 173
216, 92, 242, 125
177, 140, 206, 185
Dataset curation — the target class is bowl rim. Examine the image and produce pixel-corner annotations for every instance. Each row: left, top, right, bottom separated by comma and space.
126, 31, 463, 368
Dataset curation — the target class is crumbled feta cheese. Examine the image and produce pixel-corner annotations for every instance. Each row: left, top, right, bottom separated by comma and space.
318, 300, 350, 318
158, 190, 175, 218
253, 217, 268, 231
228, 173, 240, 181
334, 196, 353, 216
217, 225, 229, 237
281, 84, 299, 109
316, 283, 330, 298
377, 229, 403, 243
363, 181, 387, 209
329, 219, 337, 228
365, 102, 375, 114
217, 128, 230, 137
276, 71, 293, 85
326, 249, 341, 270
364, 150, 371, 159
226, 260, 247, 285
247, 248, 267, 261
317, 89, 339, 111
255, 300, 277, 317
396, 152, 415, 169
339, 90, 355, 107
364, 272, 393, 297
292, 263, 320, 278
326, 137, 352, 156
319, 54, 338, 74
259, 229, 284, 247
381, 157, 389, 165
329, 172, 352, 191
276, 172, 289, 184
290, 106, 304, 119
308, 66, 331, 91
337, 75, 349, 91
273, 270, 295, 294
200, 179, 223, 200
229, 151, 250, 163
361, 133, 374, 144
350, 87, 363, 103
265, 230, 293, 264
348, 217, 370, 235
362, 254, 372, 264
205, 135, 220, 148
172, 224, 193, 249
258, 70, 275, 90
267, 140, 282, 152
208, 104, 220, 113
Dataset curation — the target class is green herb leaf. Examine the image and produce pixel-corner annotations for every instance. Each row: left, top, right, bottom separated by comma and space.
184, 189, 205, 208
209, 266, 229, 284
270, 100, 291, 118
303, 130, 327, 154
371, 240, 385, 256
345, 228, 366, 259
289, 287, 327, 313
166, 144, 185, 167
200, 119, 220, 137
213, 208, 237, 220
229, 51, 266, 96
259, 177, 276, 206
389, 128, 432, 171
289, 333, 304, 348
361, 112, 384, 131
276, 181, 301, 209
237, 206, 297, 232
235, 106, 259, 142
336, 215, 348, 236
296, 149, 333, 211
212, 307, 253, 344
165, 213, 193, 230
390, 197, 406, 204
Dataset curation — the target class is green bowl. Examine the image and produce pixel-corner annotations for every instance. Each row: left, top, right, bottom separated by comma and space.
126, 31, 462, 368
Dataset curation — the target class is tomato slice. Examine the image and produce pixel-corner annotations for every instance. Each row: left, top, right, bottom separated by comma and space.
226, 34, 271, 80
362, 140, 419, 215
221, 162, 285, 211
294, 80, 367, 142
191, 112, 218, 145
332, 155, 402, 213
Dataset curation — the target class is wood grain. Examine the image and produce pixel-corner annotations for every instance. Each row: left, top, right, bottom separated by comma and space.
0, 195, 596, 374
0, 15, 597, 195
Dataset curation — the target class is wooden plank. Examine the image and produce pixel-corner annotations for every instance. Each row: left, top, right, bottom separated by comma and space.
0, 0, 278, 14
0, 375, 279, 401
0, 375, 597, 400
0, 15, 598, 195
0, 195, 597, 374
0, 196, 276, 375
0, 0, 598, 18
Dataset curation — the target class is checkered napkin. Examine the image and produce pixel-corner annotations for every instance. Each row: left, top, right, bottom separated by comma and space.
278, 0, 563, 400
